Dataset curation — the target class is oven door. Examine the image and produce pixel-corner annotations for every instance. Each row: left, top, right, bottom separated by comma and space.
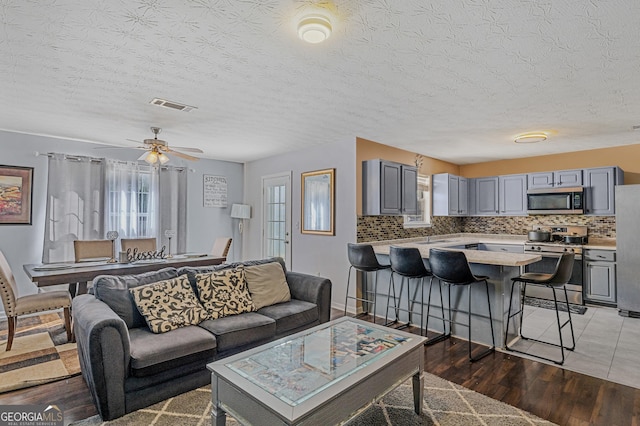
524, 252, 584, 305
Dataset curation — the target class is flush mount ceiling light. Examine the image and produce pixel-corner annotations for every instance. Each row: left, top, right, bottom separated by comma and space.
298, 14, 332, 43
514, 132, 548, 144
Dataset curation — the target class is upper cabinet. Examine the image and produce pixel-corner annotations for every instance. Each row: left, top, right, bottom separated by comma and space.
584, 167, 624, 215
470, 176, 499, 216
528, 169, 582, 189
362, 159, 417, 215
499, 174, 528, 215
432, 173, 468, 216
467, 174, 527, 216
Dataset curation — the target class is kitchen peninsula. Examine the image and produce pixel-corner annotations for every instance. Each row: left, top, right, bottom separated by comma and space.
367, 235, 542, 348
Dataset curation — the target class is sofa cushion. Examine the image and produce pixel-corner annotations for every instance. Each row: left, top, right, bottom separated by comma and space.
130, 275, 210, 333
93, 267, 179, 329
257, 299, 318, 335
198, 313, 275, 353
195, 267, 256, 319
179, 257, 287, 289
245, 262, 291, 310
128, 326, 216, 378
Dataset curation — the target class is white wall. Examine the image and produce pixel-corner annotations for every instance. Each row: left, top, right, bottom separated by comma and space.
0, 130, 243, 315
243, 139, 357, 310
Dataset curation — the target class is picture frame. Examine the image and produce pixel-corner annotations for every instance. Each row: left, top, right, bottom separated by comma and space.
301, 168, 335, 236
0, 165, 34, 225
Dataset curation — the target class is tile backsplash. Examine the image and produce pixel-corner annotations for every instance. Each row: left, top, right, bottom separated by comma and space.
357, 215, 616, 242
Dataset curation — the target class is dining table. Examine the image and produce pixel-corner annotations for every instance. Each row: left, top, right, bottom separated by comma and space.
23, 254, 225, 296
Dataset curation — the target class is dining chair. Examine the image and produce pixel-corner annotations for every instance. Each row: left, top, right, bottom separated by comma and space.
211, 237, 232, 259
0, 250, 72, 351
121, 238, 157, 253
74, 239, 113, 262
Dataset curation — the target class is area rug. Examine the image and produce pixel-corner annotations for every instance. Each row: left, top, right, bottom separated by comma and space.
0, 312, 80, 393
524, 296, 587, 315
70, 373, 556, 426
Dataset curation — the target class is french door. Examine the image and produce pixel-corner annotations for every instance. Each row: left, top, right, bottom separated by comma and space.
262, 173, 292, 269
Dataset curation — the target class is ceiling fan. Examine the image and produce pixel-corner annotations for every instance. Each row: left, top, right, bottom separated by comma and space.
128, 127, 203, 164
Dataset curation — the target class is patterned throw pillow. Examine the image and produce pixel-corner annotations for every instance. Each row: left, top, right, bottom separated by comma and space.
129, 274, 209, 333
195, 266, 256, 319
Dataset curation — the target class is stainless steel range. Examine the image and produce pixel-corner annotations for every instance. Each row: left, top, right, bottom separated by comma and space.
523, 225, 588, 305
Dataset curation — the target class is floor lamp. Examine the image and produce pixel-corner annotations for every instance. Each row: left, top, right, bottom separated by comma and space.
230, 204, 251, 260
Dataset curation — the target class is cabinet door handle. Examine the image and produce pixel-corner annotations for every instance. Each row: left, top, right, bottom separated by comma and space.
597, 255, 605, 259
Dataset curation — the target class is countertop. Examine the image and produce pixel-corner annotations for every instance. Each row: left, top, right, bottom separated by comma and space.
372, 236, 541, 267
369, 233, 617, 266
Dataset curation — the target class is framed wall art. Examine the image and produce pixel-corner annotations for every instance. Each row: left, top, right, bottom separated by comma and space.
0, 165, 34, 225
301, 168, 335, 236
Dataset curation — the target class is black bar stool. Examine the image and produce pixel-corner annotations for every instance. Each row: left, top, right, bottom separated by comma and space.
344, 243, 390, 321
505, 252, 576, 365
427, 248, 495, 362
384, 246, 431, 334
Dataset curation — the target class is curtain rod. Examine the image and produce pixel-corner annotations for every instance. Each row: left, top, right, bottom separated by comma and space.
35, 151, 195, 172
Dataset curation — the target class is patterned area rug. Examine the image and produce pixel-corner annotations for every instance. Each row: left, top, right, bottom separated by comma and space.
71, 373, 556, 426
0, 312, 80, 393
524, 296, 587, 315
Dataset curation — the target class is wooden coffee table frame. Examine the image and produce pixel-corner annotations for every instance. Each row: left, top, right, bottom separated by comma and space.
208, 317, 426, 426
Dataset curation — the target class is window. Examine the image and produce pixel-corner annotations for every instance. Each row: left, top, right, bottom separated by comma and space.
105, 161, 159, 240
404, 174, 431, 228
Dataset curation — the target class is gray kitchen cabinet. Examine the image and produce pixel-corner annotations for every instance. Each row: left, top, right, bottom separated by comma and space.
470, 176, 499, 216
477, 243, 523, 253
401, 164, 418, 215
585, 249, 617, 305
499, 174, 527, 215
362, 159, 417, 215
432, 173, 468, 216
527, 169, 582, 189
584, 167, 624, 216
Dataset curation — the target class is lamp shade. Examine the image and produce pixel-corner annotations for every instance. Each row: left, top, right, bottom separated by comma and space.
230, 204, 251, 219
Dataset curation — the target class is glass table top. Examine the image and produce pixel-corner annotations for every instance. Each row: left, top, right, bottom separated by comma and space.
225, 319, 413, 406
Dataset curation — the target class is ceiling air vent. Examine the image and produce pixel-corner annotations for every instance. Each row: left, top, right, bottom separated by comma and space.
150, 98, 197, 112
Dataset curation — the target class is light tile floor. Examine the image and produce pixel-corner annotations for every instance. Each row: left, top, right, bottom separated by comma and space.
503, 303, 640, 389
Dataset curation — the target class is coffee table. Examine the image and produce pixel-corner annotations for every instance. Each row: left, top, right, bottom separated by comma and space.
207, 317, 426, 425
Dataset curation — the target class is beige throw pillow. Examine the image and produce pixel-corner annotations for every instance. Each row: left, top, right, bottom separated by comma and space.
244, 262, 291, 310
195, 266, 256, 319
129, 275, 209, 334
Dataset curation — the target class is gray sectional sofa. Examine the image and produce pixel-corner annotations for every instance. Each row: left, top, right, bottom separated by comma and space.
72, 258, 332, 420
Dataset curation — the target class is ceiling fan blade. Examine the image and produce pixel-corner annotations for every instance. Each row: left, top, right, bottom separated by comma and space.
126, 139, 143, 143
168, 150, 199, 161
138, 152, 149, 161
170, 146, 204, 153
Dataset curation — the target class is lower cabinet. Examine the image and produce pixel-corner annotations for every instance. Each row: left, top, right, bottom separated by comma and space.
584, 249, 617, 305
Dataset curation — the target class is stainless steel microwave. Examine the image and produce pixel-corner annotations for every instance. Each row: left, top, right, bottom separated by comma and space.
527, 187, 584, 214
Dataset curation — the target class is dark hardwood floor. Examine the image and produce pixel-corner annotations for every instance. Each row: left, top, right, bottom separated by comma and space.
1, 310, 638, 425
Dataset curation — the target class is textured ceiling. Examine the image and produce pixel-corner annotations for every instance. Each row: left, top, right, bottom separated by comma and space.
1, 0, 639, 165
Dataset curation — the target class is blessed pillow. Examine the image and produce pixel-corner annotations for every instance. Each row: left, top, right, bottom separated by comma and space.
129, 274, 209, 334
195, 266, 256, 319
244, 262, 291, 310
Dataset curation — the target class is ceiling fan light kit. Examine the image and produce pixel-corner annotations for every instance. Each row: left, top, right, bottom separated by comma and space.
131, 127, 203, 164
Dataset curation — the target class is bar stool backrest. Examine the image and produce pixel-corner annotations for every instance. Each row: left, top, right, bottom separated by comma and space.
547, 252, 575, 286
389, 246, 430, 278
347, 243, 387, 272
429, 248, 476, 285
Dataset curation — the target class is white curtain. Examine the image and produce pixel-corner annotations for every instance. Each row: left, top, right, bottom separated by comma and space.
304, 178, 331, 231
43, 154, 105, 263
105, 160, 159, 248
158, 166, 188, 254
